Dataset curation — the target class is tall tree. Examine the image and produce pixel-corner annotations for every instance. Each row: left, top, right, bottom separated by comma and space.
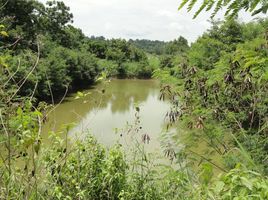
0, 0, 73, 45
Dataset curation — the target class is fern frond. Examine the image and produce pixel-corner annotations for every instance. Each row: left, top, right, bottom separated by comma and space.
187, 0, 198, 12
206, 0, 216, 11
225, 0, 240, 17
250, 0, 261, 12
249, 0, 261, 12
178, 0, 267, 19
252, 5, 267, 15
223, 0, 232, 6
178, 0, 190, 11
194, 0, 210, 19
240, 0, 250, 11
224, 0, 236, 16
211, 0, 224, 18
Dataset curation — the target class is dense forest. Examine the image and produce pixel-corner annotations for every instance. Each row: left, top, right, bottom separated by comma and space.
0, 0, 268, 199
0, 0, 189, 101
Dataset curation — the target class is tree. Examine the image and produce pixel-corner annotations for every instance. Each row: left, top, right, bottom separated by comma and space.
160, 55, 174, 68
39, 0, 73, 41
178, 0, 268, 18
165, 36, 189, 55
208, 19, 243, 50
0, 0, 73, 46
0, 0, 44, 42
86, 40, 107, 59
188, 36, 224, 70
60, 25, 85, 49
187, 19, 244, 70
129, 39, 167, 55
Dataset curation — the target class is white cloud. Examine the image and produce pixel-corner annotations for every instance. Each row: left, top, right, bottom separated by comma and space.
39, 0, 264, 42
157, 10, 177, 18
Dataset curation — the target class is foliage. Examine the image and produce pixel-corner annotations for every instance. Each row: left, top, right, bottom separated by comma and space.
187, 19, 244, 70
188, 36, 224, 70
206, 165, 268, 199
160, 55, 175, 69
178, 0, 268, 19
155, 18, 268, 175
129, 39, 167, 55
0, 0, 73, 43
43, 135, 127, 199
165, 36, 189, 55
129, 37, 189, 56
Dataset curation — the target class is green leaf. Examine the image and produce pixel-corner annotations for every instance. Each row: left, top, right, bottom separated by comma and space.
214, 181, 225, 193
250, 0, 262, 12
194, 1, 208, 18
178, 0, 189, 10
187, 0, 198, 12
212, 0, 224, 18
241, 177, 253, 190
74, 91, 84, 99
0, 31, 8, 37
95, 76, 104, 82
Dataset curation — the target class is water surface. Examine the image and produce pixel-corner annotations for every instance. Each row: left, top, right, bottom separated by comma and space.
43, 79, 171, 152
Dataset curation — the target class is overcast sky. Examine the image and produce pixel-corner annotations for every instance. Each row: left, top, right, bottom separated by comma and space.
39, 0, 264, 43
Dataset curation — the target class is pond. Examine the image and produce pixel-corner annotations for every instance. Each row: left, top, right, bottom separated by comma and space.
43, 79, 174, 153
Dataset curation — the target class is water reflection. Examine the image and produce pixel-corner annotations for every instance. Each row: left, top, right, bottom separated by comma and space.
43, 79, 170, 150
105, 80, 159, 114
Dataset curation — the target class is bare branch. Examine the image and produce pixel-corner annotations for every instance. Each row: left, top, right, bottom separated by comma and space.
8, 42, 40, 102
0, 0, 9, 11
42, 85, 69, 123
3, 58, 20, 87
0, 37, 21, 50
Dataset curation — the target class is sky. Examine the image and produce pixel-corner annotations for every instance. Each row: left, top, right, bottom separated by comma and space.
39, 0, 265, 43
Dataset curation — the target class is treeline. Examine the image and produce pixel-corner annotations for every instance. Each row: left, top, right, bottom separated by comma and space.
129, 37, 190, 77
1, 0, 188, 101
155, 18, 268, 174
129, 37, 189, 55
129, 39, 166, 55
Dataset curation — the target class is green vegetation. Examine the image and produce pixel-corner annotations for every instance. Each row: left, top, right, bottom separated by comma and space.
0, 0, 268, 199
2, 0, 190, 101
154, 18, 268, 174
129, 39, 167, 55
179, 0, 268, 18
